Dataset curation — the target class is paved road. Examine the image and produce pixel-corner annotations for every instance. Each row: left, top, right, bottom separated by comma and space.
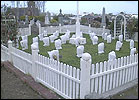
1, 66, 44, 99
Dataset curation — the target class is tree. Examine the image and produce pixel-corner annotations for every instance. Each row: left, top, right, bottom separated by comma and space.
53, 15, 58, 22
127, 17, 138, 38
1, 5, 18, 47
50, 19, 57, 23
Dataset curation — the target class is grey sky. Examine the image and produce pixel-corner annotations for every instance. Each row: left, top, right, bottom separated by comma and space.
1, 1, 138, 15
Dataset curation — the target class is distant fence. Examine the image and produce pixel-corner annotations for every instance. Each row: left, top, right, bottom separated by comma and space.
18, 25, 110, 36
1, 41, 138, 99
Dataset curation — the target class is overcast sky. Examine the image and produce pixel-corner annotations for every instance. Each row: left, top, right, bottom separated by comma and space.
1, 1, 138, 15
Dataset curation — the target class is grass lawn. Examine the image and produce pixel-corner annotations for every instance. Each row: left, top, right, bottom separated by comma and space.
17, 33, 138, 69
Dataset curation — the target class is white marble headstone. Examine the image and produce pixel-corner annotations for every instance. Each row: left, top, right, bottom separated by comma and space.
49, 35, 57, 43
79, 38, 86, 45
77, 45, 84, 57
130, 48, 136, 55
119, 35, 123, 42
20, 40, 28, 50
92, 36, 98, 45
115, 41, 123, 51
43, 30, 47, 36
130, 40, 134, 49
71, 34, 76, 38
31, 42, 38, 50
48, 50, 59, 61
104, 33, 108, 40
65, 31, 70, 40
43, 37, 49, 46
53, 31, 59, 37
90, 32, 96, 40
55, 39, 62, 49
108, 51, 116, 61
33, 37, 38, 43
69, 38, 79, 47
107, 35, 112, 43
21, 35, 28, 41
98, 42, 104, 54
60, 35, 67, 44
102, 32, 105, 39
38, 33, 43, 41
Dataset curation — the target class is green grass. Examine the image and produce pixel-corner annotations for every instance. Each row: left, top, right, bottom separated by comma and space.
17, 33, 138, 69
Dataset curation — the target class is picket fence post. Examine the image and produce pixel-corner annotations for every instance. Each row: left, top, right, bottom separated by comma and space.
31, 44, 39, 81
80, 53, 91, 99
8, 40, 13, 63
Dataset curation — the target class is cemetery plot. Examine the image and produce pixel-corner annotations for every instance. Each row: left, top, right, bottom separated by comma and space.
17, 32, 138, 68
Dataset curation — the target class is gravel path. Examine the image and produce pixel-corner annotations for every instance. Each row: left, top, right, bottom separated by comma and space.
1, 66, 44, 99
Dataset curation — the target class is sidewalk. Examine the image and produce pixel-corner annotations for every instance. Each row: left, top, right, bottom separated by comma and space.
1, 61, 62, 99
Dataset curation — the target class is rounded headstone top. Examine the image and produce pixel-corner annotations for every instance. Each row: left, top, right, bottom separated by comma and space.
8, 40, 12, 44
82, 53, 91, 61
31, 44, 38, 50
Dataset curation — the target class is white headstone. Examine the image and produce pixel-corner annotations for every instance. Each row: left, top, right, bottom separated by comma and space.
102, 32, 105, 39
21, 35, 27, 41
107, 34, 112, 43
48, 50, 59, 61
77, 45, 84, 57
79, 38, 86, 45
60, 35, 67, 44
69, 38, 79, 47
49, 35, 57, 43
90, 32, 96, 40
65, 30, 70, 40
31, 42, 38, 50
104, 33, 108, 40
33, 37, 38, 43
130, 48, 136, 55
43, 30, 47, 36
55, 39, 62, 49
71, 34, 76, 38
30, 18, 34, 25
75, 38, 80, 47
130, 40, 134, 49
69, 38, 75, 44
43, 37, 49, 46
36, 20, 40, 27
115, 41, 123, 51
98, 42, 104, 54
119, 34, 123, 42
38, 33, 43, 41
53, 31, 59, 37
20, 40, 28, 50
92, 36, 98, 45
108, 51, 116, 61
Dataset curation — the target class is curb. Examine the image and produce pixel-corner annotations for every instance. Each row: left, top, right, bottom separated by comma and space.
1, 61, 62, 99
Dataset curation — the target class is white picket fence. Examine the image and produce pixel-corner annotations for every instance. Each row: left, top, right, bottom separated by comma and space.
11, 46, 32, 74
90, 55, 138, 95
1, 44, 9, 61
18, 25, 110, 36
35, 54, 80, 99
1, 42, 138, 99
